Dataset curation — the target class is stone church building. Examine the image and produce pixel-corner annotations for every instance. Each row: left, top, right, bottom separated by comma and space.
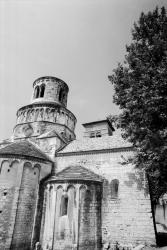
0, 76, 161, 250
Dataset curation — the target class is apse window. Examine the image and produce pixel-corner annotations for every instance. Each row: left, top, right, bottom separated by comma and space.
3, 190, 7, 196
34, 85, 40, 99
59, 89, 64, 102
110, 179, 119, 199
40, 84, 45, 98
60, 195, 68, 216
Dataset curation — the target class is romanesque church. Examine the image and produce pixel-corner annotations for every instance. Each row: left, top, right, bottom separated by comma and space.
0, 76, 164, 250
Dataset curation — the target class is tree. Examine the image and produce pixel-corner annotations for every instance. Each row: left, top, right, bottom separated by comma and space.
109, 6, 167, 202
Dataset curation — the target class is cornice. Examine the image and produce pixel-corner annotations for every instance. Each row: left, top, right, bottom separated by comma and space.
17, 103, 77, 121
33, 76, 69, 91
57, 146, 134, 157
0, 154, 52, 164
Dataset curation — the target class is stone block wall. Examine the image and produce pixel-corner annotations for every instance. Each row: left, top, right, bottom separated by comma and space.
10, 162, 40, 250
0, 159, 23, 250
13, 121, 75, 142
16, 105, 76, 132
0, 156, 52, 250
31, 77, 69, 107
79, 183, 102, 250
38, 181, 102, 250
57, 149, 156, 247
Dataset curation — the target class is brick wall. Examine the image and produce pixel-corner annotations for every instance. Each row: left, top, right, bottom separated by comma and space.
56, 149, 156, 247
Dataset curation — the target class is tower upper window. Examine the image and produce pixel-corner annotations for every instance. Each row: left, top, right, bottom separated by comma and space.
34, 86, 40, 99
40, 84, 45, 98
59, 89, 64, 102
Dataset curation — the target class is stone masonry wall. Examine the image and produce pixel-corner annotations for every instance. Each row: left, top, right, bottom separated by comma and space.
32, 77, 68, 107
14, 120, 75, 141
0, 159, 23, 250
10, 162, 40, 250
79, 184, 102, 250
57, 150, 156, 247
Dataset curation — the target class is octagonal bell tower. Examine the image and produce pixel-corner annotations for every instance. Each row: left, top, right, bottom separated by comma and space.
13, 76, 76, 155
31, 76, 69, 107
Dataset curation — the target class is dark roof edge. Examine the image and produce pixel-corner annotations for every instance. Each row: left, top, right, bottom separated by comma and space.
44, 178, 102, 185
57, 146, 134, 157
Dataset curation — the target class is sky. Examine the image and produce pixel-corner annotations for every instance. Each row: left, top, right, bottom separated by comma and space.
0, 0, 167, 140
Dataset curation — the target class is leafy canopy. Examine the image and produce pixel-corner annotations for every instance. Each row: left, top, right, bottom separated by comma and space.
109, 6, 167, 202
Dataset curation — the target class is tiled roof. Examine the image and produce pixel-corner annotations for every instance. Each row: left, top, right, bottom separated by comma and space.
49, 165, 103, 182
59, 129, 132, 154
0, 140, 52, 162
82, 119, 114, 131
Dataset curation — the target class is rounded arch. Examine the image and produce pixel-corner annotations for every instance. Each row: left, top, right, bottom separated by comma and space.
79, 184, 87, 191
26, 109, 31, 121
23, 161, 32, 169
67, 184, 75, 191
33, 163, 41, 171
34, 108, 39, 121
33, 163, 41, 177
9, 159, 20, 166
56, 185, 63, 191
0, 160, 9, 174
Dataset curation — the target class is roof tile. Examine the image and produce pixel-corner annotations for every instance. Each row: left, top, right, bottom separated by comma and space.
50, 165, 102, 182
59, 129, 132, 153
0, 140, 52, 162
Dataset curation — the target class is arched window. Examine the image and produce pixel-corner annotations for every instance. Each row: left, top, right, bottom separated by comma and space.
59, 89, 64, 102
60, 194, 68, 216
110, 179, 119, 198
40, 84, 45, 98
34, 86, 40, 98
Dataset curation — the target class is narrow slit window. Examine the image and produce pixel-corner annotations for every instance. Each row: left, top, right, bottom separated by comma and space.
34, 86, 40, 98
60, 195, 68, 216
40, 84, 45, 98
59, 89, 63, 102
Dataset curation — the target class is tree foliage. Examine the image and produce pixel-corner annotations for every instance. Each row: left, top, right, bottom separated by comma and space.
109, 6, 167, 202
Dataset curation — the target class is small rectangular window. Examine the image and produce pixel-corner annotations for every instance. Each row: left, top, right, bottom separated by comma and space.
90, 132, 95, 138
